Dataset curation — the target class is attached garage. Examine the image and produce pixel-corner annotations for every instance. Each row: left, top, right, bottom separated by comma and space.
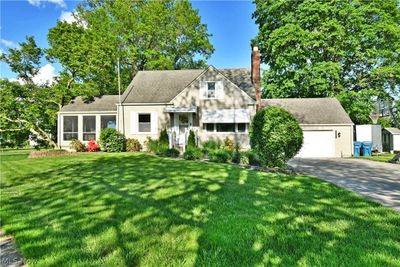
261, 98, 354, 158
297, 130, 335, 158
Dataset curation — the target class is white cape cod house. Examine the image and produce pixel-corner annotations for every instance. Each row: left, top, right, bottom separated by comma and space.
58, 46, 354, 158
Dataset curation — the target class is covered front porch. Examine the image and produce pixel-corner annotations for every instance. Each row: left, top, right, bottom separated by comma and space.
164, 106, 198, 149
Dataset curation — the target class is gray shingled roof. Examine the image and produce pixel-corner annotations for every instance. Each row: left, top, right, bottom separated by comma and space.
384, 127, 400, 135
121, 68, 256, 103
219, 68, 256, 99
121, 69, 204, 103
59, 95, 118, 112
261, 98, 354, 125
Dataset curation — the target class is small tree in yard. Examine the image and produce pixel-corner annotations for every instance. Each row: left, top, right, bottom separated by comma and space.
99, 128, 126, 152
250, 106, 303, 168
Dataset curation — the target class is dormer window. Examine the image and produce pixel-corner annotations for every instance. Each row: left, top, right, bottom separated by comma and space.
207, 82, 216, 98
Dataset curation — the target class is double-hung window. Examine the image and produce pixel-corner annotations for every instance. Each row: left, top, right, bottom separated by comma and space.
63, 116, 78, 140
207, 82, 216, 98
138, 114, 151, 133
83, 116, 96, 141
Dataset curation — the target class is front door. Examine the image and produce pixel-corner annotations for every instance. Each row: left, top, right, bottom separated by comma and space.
175, 113, 192, 145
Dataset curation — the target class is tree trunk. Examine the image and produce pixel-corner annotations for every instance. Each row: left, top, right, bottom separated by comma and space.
29, 126, 58, 149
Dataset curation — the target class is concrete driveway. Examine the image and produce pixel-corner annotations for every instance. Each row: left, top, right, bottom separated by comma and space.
288, 158, 400, 211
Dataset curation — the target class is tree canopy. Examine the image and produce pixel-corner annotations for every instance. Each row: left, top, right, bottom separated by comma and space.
47, 0, 214, 96
0, 37, 60, 147
253, 0, 400, 124
1, 0, 213, 147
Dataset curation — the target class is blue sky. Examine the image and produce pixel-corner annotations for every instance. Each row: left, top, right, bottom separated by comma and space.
0, 0, 258, 81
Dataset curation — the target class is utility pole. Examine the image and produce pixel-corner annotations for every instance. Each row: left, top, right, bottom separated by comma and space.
117, 57, 121, 104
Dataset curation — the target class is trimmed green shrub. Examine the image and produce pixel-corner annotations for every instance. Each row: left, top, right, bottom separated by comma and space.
183, 147, 203, 160
159, 129, 169, 146
144, 137, 158, 153
209, 149, 231, 163
202, 139, 221, 150
126, 138, 142, 152
156, 147, 180, 158
187, 130, 196, 149
250, 106, 303, 168
244, 150, 260, 166
223, 137, 235, 151
231, 150, 240, 164
99, 128, 126, 152
70, 139, 86, 152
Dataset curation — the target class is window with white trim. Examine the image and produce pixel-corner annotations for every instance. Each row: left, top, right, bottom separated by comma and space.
83, 116, 96, 141
138, 113, 151, 133
203, 123, 248, 133
207, 82, 216, 98
63, 116, 78, 140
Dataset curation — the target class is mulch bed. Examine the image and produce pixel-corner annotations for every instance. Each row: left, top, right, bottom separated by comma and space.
29, 151, 104, 159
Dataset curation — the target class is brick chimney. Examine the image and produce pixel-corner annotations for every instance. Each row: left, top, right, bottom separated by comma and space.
251, 45, 261, 111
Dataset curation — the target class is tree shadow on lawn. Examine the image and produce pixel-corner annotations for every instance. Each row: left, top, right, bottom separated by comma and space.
1, 153, 400, 266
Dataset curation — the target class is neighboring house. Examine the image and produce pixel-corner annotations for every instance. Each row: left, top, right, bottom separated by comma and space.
382, 127, 400, 152
58, 46, 354, 158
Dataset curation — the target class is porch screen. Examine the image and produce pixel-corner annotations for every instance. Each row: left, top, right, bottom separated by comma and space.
83, 116, 96, 141
63, 116, 78, 140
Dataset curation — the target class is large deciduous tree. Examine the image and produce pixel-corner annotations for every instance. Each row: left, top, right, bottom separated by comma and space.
0, 37, 68, 148
47, 0, 214, 96
253, 0, 400, 124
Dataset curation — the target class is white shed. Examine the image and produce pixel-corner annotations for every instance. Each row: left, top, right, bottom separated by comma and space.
382, 127, 400, 152
355, 125, 382, 152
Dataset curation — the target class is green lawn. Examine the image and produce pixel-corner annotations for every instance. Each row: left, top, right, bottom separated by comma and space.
0, 148, 31, 162
1, 153, 399, 267
357, 153, 398, 163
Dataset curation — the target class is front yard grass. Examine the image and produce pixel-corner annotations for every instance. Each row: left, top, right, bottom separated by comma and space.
0, 148, 31, 161
1, 153, 399, 266
357, 153, 399, 163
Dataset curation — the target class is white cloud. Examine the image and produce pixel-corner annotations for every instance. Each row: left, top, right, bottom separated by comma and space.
59, 11, 77, 24
32, 64, 57, 85
9, 64, 57, 86
9, 77, 24, 84
27, 0, 66, 8
0, 38, 18, 49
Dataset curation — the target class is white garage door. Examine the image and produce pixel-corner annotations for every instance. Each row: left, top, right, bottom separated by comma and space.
296, 130, 335, 158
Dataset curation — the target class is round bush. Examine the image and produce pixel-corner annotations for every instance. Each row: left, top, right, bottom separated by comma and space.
183, 147, 203, 160
249, 106, 303, 168
99, 128, 126, 152
126, 138, 142, 152
209, 149, 231, 163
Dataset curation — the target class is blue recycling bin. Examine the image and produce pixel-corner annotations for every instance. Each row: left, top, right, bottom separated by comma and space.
362, 141, 372, 156
353, 141, 362, 156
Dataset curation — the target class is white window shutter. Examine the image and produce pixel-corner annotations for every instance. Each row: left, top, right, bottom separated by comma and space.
216, 81, 224, 99
131, 112, 138, 134
199, 81, 207, 99
151, 112, 158, 134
